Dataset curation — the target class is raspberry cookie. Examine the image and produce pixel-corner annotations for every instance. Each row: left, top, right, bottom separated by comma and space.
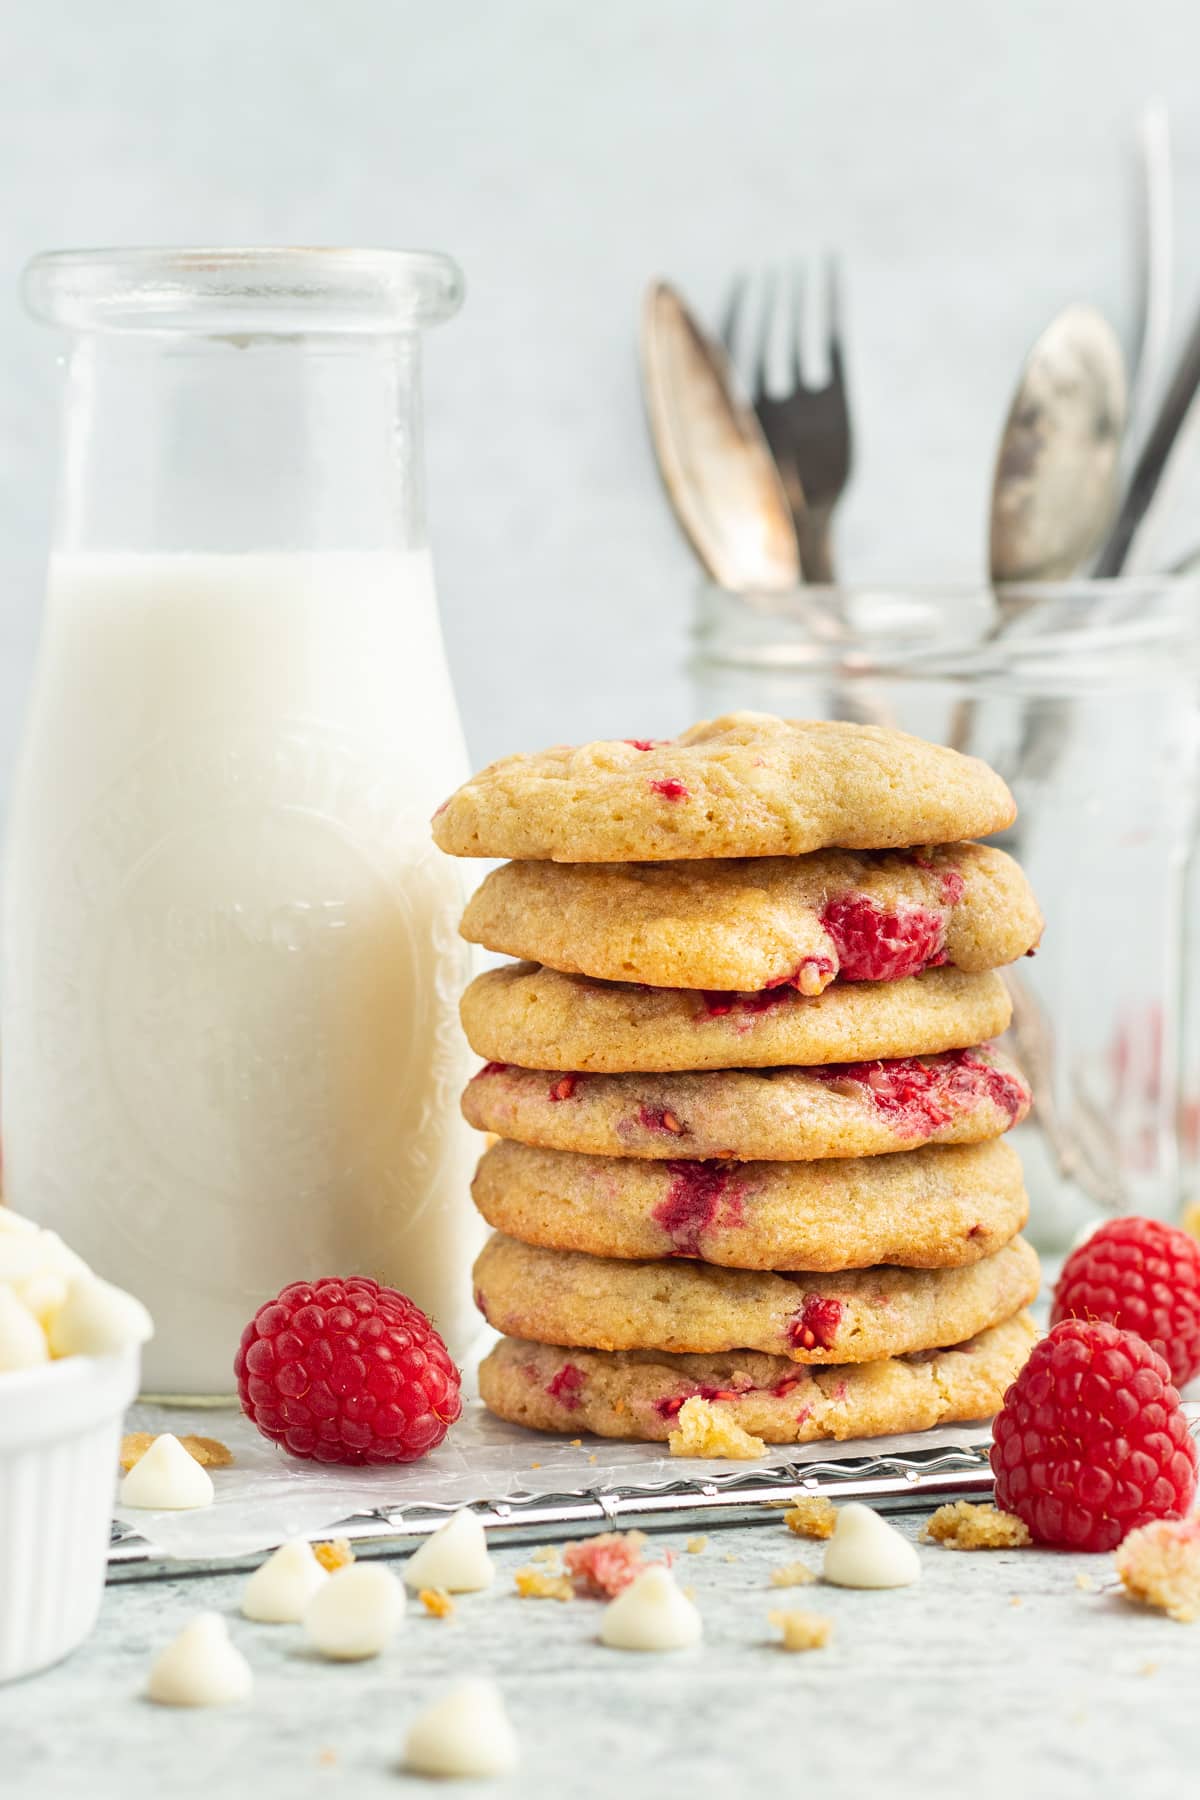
460, 842, 1040, 994
462, 1047, 1030, 1161
478, 1310, 1038, 1443
461, 963, 1013, 1074
472, 1232, 1040, 1363
472, 1138, 1028, 1271
433, 713, 1016, 862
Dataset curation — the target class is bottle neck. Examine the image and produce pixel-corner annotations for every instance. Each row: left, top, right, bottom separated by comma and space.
54, 332, 427, 555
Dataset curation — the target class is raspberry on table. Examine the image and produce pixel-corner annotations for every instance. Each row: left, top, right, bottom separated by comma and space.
1051, 1215, 1200, 1388
991, 1319, 1198, 1552
235, 1277, 462, 1465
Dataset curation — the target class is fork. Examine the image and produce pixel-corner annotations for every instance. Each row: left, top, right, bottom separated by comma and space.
720, 259, 852, 583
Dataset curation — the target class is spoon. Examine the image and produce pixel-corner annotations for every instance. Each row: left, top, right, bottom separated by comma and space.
989, 303, 1128, 583
640, 280, 801, 592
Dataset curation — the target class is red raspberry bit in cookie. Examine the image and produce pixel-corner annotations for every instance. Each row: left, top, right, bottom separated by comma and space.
939, 868, 966, 906
813, 1049, 1027, 1135
476, 1061, 509, 1078
548, 1074, 578, 1102
788, 1295, 843, 1352
473, 1287, 487, 1313
638, 1105, 687, 1136
625, 738, 666, 752
771, 1374, 804, 1399
652, 1160, 744, 1258
820, 893, 949, 983
649, 777, 690, 802
700, 986, 796, 1019
545, 1362, 586, 1409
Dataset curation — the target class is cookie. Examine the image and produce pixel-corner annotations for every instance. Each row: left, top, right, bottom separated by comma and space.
432, 712, 1016, 862
472, 1232, 1040, 1363
478, 1310, 1039, 1443
462, 1046, 1030, 1161
460, 842, 1041, 995
461, 963, 1013, 1074
471, 1138, 1028, 1271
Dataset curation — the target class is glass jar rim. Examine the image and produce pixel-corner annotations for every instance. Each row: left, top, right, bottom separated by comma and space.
22, 246, 464, 336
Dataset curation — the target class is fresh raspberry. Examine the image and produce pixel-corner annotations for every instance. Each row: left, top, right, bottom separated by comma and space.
235, 1277, 462, 1465
1051, 1216, 1200, 1387
990, 1319, 1198, 1551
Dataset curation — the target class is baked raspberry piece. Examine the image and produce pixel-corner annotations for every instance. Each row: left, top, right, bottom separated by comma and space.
1051, 1216, 1200, 1388
990, 1319, 1197, 1551
236, 1276, 462, 1464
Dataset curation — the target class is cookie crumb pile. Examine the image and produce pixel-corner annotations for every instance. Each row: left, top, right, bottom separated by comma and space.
434, 712, 1042, 1448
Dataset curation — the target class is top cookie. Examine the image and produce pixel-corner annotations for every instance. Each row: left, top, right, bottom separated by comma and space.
432, 712, 1017, 862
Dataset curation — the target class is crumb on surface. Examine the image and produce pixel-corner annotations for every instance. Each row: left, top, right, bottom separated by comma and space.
531, 1461, 542, 1470
316, 1748, 337, 1767
312, 1538, 355, 1573
419, 1587, 455, 1619
770, 1608, 832, 1652
587, 1454, 598, 1465
119, 1432, 232, 1473
569, 1439, 583, 1449
1115, 1517, 1200, 1624
784, 1495, 838, 1541
686, 1536, 708, 1555
1182, 1199, 1200, 1243
1009, 1596, 1022, 1608
1139, 1661, 1159, 1677
515, 1566, 574, 1602
564, 1530, 668, 1597
723, 1553, 739, 1564
531, 1545, 562, 1568
1075, 1571, 1094, 1592
770, 1561, 817, 1588
668, 1397, 766, 1460
922, 1501, 1032, 1551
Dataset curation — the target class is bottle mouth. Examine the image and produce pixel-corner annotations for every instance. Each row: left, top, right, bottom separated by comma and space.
22, 246, 465, 336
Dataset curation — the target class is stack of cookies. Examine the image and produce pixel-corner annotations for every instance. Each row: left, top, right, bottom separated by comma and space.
433, 714, 1044, 1448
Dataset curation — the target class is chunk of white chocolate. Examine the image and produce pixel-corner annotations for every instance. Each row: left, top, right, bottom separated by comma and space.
304, 1562, 405, 1660
404, 1678, 519, 1779
599, 1566, 702, 1652
403, 1509, 494, 1594
48, 1274, 153, 1359
242, 1538, 329, 1623
0, 1286, 50, 1372
822, 1502, 921, 1589
146, 1613, 253, 1707
120, 1433, 215, 1511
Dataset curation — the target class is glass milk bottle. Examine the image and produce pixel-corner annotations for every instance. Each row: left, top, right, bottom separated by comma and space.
4, 248, 485, 1397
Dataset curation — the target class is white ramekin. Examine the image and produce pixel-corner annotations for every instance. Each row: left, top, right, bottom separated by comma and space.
0, 1345, 139, 1682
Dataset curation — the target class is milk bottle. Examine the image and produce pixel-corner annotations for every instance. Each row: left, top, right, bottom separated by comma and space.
4, 249, 483, 1395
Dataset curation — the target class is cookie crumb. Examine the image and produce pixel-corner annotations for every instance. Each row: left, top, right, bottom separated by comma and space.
530, 1461, 542, 1470
685, 1536, 708, 1555
668, 1397, 766, 1460
312, 1538, 355, 1573
316, 1748, 338, 1767
587, 1454, 598, 1465
418, 1588, 455, 1619
1009, 1595, 1023, 1608
922, 1501, 1031, 1551
569, 1439, 583, 1449
119, 1431, 232, 1473
770, 1561, 816, 1589
515, 1567, 574, 1602
1139, 1661, 1159, 1677
1075, 1571, 1094, 1592
564, 1530, 668, 1597
784, 1495, 837, 1541
769, 1608, 832, 1652
530, 1545, 562, 1568
1115, 1517, 1200, 1623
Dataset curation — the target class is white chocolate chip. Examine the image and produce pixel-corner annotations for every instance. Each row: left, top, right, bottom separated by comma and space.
146, 1614, 252, 1707
120, 1434, 215, 1510
822, 1502, 921, 1589
599, 1566, 703, 1652
404, 1678, 519, 1779
403, 1509, 494, 1594
48, 1274, 153, 1359
304, 1562, 405, 1660
0, 1286, 50, 1372
241, 1539, 329, 1623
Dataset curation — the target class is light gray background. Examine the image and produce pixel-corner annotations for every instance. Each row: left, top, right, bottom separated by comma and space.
1, 0, 1198, 786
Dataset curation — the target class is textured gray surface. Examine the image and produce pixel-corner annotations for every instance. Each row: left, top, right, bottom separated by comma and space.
2, 1513, 1193, 1799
